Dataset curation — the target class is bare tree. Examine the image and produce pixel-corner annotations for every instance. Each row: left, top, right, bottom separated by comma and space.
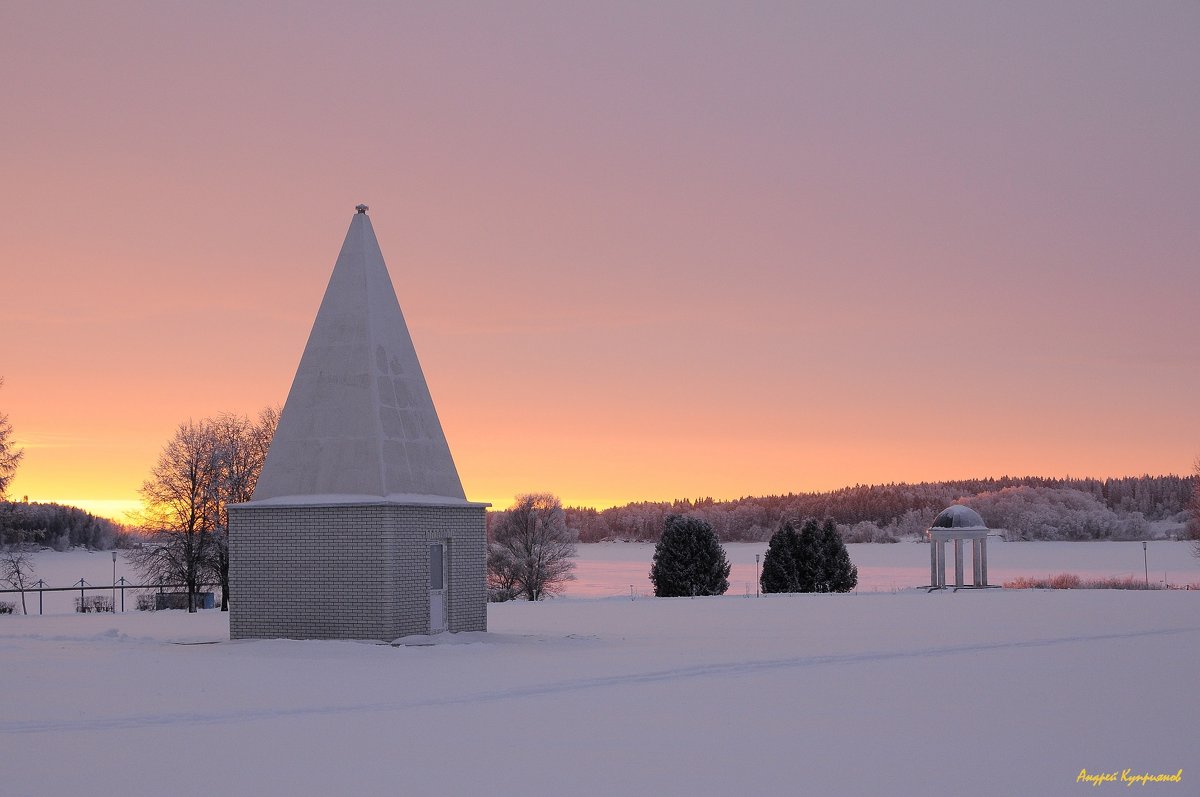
128, 419, 220, 612
250, 406, 280, 474
206, 408, 279, 610
487, 493, 577, 601
0, 378, 24, 500
1, 535, 36, 615
129, 409, 279, 612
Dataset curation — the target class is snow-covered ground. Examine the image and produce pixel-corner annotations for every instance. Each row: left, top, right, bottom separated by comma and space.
3, 588, 1196, 795
3, 544, 1198, 795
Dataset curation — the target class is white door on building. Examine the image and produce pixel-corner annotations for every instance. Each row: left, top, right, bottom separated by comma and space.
429, 542, 447, 633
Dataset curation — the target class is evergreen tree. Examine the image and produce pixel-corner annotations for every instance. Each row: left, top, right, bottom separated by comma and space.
649, 515, 730, 597
795, 518, 823, 592
818, 518, 858, 592
760, 521, 801, 593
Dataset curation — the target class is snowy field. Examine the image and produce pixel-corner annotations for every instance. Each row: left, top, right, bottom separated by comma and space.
2, 545, 1198, 796
3, 589, 1197, 795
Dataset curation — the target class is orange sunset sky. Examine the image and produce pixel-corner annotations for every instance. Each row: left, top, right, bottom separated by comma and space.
3, 3, 1198, 522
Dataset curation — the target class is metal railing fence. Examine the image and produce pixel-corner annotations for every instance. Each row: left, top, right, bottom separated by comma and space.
0, 579, 221, 614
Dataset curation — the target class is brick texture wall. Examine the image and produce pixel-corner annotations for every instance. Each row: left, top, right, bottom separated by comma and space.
229, 502, 486, 640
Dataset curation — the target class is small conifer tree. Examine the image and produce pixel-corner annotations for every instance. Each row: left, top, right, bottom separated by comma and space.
818, 518, 858, 592
795, 518, 823, 592
760, 521, 802, 593
649, 515, 731, 597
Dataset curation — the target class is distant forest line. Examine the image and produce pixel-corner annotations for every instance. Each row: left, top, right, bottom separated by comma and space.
560, 475, 1198, 543
0, 501, 128, 550
1, 474, 1196, 550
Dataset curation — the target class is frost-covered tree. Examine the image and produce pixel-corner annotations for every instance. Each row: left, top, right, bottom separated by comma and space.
839, 520, 898, 544
487, 493, 577, 601
649, 515, 730, 597
965, 486, 1143, 541
818, 518, 857, 593
0, 378, 24, 501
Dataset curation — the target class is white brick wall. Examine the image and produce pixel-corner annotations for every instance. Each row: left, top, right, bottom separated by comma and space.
229, 502, 486, 640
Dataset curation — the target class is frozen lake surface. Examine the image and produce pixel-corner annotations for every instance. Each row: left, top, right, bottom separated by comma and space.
6, 541, 1198, 614
568, 540, 1199, 597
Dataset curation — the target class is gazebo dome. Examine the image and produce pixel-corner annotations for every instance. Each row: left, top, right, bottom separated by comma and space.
930, 504, 987, 530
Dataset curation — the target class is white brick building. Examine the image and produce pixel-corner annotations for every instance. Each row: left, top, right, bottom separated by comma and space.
229, 206, 487, 640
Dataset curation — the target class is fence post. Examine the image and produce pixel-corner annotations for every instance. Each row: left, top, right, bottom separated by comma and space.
76, 579, 87, 612
36, 579, 45, 615
118, 577, 126, 612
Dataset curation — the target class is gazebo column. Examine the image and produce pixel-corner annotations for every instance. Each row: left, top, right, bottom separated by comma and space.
936, 541, 946, 587
972, 538, 982, 586
953, 538, 964, 588
930, 541, 938, 588
980, 537, 988, 585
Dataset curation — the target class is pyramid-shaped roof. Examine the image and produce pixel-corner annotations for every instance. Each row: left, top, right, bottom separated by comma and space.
252, 207, 470, 504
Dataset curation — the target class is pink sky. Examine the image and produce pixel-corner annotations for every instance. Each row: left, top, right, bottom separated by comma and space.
3, 2, 1198, 519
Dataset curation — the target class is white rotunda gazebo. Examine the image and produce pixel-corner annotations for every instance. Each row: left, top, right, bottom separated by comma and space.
927, 505, 994, 591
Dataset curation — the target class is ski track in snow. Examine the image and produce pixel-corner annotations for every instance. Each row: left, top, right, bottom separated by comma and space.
6, 625, 1197, 735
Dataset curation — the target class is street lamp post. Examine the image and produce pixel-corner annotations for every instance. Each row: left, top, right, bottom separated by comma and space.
1143, 541, 1148, 587
755, 554, 760, 598
112, 551, 117, 612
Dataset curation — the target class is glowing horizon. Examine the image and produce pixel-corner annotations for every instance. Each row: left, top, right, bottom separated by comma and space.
19, 462, 1195, 526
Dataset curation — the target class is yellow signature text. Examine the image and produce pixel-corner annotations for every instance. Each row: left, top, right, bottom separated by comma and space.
1077, 769, 1183, 787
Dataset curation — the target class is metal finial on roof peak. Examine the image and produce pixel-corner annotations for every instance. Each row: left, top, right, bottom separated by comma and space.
355, 204, 369, 214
